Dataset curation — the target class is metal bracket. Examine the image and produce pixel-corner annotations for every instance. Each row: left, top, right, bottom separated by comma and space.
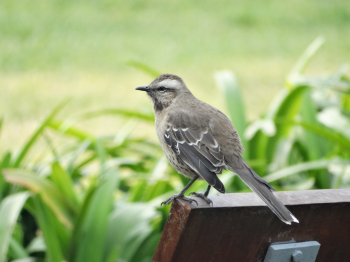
263, 241, 321, 262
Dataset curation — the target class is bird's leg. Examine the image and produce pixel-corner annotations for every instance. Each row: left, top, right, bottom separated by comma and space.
189, 185, 213, 205
161, 176, 199, 206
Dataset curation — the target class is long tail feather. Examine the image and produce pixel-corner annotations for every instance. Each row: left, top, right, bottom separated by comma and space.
229, 160, 299, 225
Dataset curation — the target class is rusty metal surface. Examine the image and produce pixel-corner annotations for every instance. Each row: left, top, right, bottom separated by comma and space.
152, 189, 350, 262
152, 199, 192, 262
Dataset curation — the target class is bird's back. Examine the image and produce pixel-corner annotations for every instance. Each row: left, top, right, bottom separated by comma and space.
165, 94, 244, 160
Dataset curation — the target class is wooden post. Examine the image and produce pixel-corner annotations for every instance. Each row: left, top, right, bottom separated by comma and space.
153, 189, 350, 262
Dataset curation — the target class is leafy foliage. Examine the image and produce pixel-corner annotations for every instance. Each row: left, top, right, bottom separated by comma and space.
0, 39, 349, 261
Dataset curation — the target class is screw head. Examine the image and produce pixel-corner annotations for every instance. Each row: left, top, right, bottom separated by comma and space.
292, 250, 303, 262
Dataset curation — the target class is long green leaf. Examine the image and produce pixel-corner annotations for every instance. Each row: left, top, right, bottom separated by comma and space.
0, 118, 3, 140
3, 169, 75, 229
341, 93, 350, 113
48, 120, 95, 141
68, 182, 97, 262
8, 237, 29, 260
51, 162, 79, 208
32, 197, 69, 262
289, 36, 324, 76
129, 231, 161, 262
267, 85, 309, 164
317, 107, 350, 139
69, 109, 154, 125
247, 129, 269, 174
299, 91, 331, 187
95, 138, 107, 166
299, 90, 326, 159
0, 153, 11, 169
126, 60, 162, 78
0, 192, 30, 262
13, 100, 68, 168
291, 121, 350, 151
215, 71, 248, 157
0, 152, 12, 198
264, 159, 337, 182
105, 202, 159, 262
67, 140, 92, 174
73, 170, 119, 262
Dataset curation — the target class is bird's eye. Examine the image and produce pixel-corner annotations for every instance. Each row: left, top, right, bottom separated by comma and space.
158, 86, 166, 92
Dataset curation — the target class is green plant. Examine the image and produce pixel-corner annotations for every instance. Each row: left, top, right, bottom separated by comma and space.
215, 37, 350, 192
0, 104, 172, 262
0, 38, 349, 262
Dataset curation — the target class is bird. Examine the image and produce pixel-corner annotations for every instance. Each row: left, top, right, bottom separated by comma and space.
136, 73, 299, 225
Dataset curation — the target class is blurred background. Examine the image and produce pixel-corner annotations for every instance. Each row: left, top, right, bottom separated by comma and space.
0, 1, 349, 262
2, 0, 349, 151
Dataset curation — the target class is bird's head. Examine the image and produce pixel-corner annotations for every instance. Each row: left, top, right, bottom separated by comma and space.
136, 74, 191, 112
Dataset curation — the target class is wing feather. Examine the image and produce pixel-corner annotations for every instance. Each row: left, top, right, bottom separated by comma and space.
173, 129, 185, 143
181, 129, 198, 145
164, 123, 226, 193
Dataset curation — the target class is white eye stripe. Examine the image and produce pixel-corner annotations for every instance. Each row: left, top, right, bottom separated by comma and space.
158, 79, 181, 89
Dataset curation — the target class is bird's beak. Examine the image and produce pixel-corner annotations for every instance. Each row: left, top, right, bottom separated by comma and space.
135, 86, 149, 92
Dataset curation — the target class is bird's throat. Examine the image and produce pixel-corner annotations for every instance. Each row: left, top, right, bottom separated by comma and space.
152, 98, 171, 112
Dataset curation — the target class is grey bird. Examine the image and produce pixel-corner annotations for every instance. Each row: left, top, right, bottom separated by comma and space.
136, 74, 299, 225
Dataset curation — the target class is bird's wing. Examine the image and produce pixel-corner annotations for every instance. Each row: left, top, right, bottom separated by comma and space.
164, 122, 226, 193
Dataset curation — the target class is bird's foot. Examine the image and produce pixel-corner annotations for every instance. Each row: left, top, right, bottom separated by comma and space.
161, 193, 198, 206
189, 192, 213, 205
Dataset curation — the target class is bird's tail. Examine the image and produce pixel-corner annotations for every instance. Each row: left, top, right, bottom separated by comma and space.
229, 160, 299, 225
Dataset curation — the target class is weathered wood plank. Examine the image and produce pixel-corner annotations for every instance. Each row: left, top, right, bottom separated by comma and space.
153, 189, 350, 262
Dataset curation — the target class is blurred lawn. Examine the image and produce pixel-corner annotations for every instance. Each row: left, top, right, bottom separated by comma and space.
1, 0, 349, 152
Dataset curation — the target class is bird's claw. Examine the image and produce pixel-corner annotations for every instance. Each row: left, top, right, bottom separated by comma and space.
189, 192, 213, 205
161, 194, 198, 206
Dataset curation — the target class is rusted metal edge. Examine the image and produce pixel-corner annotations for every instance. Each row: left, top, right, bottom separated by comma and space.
152, 199, 192, 262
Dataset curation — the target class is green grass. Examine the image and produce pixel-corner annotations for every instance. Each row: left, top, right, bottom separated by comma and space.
1, 0, 350, 152
1, 0, 349, 72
